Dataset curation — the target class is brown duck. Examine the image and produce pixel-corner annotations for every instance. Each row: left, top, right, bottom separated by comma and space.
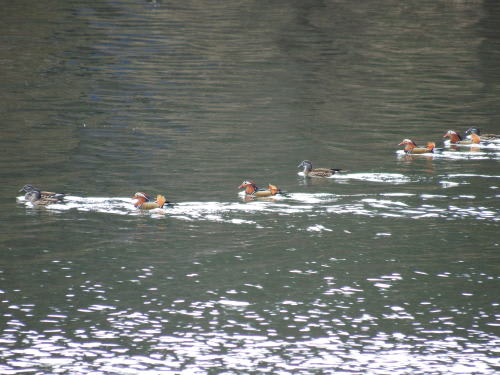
298, 160, 344, 177
19, 184, 65, 205
238, 180, 286, 197
398, 139, 435, 154
133, 192, 169, 209
443, 130, 480, 145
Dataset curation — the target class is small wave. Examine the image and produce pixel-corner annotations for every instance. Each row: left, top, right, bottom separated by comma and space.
444, 173, 500, 179
396, 149, 499, 160
444, 139, 500, 148
297, 172, 411, 184
306, 224, 333, 233
17, 191, 500, 224
331, 172, 411, 184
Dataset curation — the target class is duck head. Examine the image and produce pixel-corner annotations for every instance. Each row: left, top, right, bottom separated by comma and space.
238, 180, 258, 195
443, 130, 462, 142
398, 139, 417, 146
297, 160, 313, 172
133, 192, 151, 207
465, 127, 480, 136
19, 184, 36, 193
398, 139, 418, 153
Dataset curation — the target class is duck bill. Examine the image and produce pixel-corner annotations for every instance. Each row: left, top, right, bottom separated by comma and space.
238, 184, 246, 189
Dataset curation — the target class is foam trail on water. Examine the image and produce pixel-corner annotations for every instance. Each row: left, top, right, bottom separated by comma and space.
298, 172, 412, 184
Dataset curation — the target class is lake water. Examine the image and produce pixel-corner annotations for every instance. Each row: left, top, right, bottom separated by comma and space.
1, 0, 499, 373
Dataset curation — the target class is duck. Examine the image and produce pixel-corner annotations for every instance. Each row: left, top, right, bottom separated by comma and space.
465, 127, 500, 142
19, 184, 65, 204
443, 130, 480, 145
238, 180, 286, 197
22, 188, 64, 205
132, 192, 170, 209
398, 139, 435, 154
297, 160, 344, 178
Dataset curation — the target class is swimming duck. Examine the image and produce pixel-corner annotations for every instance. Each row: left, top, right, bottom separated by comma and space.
398, 139, 435, 154
298, 160, 344, 178
238, 180, 286, 197
465, 127, 500, 142
19, 184, 65, 203
133, 192, 169, 209
443, 130, 480, 145
23, 188, 64, 205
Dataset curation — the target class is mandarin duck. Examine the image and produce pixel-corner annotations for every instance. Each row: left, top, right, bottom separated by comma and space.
132, 192, 170, 210
443, 130, 480, 145
238, 180, 287, 197
19, 184, 65, 205
21, 187, 65, 205
298, 160, 344, 178
398, 139, 435, 154
465, 127, 500, 142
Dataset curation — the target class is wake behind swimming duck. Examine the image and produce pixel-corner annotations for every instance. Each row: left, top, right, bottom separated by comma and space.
238, 180, 287, 197
297, 160, 344, 178
398, 139, 436, 154
133, 192, 170, 210
19, 184, 65, 205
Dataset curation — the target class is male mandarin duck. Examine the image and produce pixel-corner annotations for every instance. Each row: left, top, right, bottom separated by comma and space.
465, 127, 500, 142
443, 130, 480, 145
133, 192, 169, 209
298, 160, 344, 178
238, 180, 286, 197
398, 139, 435, 154
19, 184, 65, 205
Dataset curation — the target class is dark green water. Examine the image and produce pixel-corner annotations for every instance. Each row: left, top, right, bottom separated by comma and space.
1, 0, 499, 373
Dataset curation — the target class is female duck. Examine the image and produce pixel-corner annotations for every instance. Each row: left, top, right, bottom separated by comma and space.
443, 130, 480, 145
298, 160, 343, 178
238, 180, 286, 197
133, 192, 169, 209
398, 139, 435, 154
19, 184, 65, 205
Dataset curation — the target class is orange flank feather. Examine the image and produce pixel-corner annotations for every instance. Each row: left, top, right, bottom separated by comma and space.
469, 133, 481, 144
156, 195, 166, 208
268, 184, 280, 195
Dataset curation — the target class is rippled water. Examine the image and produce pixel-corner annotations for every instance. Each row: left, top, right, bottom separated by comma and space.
1, 0, 500, 374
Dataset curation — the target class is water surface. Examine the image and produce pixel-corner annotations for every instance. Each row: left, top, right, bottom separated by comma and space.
1, 0, 499, 373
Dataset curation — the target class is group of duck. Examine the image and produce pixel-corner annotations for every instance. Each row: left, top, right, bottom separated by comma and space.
17, 159, 339, 208
398, 127, 499, 154
18, 185, 172, 210
18, 127, 499, 209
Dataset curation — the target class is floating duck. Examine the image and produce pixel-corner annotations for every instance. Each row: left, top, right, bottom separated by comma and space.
298, 160, 344, 178
465, 127, 500, 142
398, 139, 435, 154
238, 180, 286, 197
443, 130, 480, 145
133, 192, 169, 209
19, 184, 65, 205
19, 186, 65, 205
